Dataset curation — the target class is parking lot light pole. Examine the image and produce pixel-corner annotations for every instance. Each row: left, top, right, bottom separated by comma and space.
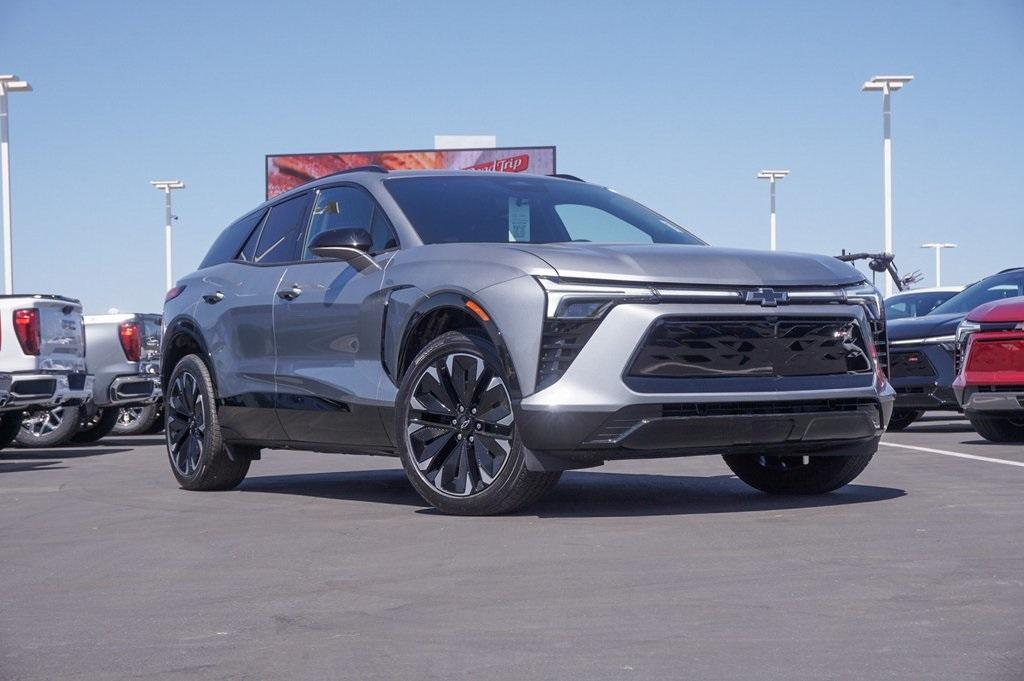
862, 75, 914, 297
0, 75, 33, 295
757, 170, 789, 251
150, 180, 184, 293
920, 242, 956, 287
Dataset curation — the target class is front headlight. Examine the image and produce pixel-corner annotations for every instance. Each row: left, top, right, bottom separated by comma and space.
955, 320, 981, 345
843, 282, 883, 319
536, 277, 657, 318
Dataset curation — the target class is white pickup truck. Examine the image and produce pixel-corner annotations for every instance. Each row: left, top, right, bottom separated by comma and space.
0, 294, 93, 452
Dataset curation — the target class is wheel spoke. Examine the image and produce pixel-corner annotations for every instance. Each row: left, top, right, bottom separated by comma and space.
446, 354, 482, 407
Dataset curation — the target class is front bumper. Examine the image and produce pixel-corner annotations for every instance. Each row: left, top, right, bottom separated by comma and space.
888, 342, 959, 411
516, 303, 895, 469
0, 372, 94, 412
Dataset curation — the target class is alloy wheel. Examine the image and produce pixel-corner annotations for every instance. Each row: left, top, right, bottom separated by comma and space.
22, 407, 64, 437
166, 371, 205, 477
406, 352, 514, 497
118, 407, 145, 428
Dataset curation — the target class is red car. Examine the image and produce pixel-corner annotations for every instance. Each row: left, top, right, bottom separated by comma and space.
953, 297, 1024, 442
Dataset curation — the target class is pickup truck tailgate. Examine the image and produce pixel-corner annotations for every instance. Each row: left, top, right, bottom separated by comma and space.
35, 299, 86, 371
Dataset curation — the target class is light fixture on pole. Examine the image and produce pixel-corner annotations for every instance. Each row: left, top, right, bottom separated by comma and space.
756, 170, 789, 251
861, 74, 914, 297
920, 242, 956, 287
150, 180, 185, 293
0, 75, 33, 295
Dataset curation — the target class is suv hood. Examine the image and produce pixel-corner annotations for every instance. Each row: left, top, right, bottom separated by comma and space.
886, 312, 964, 341
511, 243, 864, 287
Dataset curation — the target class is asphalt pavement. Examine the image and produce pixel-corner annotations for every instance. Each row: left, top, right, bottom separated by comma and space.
1, 414, 1022, 680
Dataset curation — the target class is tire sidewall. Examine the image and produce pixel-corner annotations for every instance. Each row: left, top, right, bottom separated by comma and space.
396, 331, 528, 513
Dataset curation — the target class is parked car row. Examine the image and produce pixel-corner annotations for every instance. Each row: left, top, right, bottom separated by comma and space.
0, 302, 163, 454
885, 267, 1024, 436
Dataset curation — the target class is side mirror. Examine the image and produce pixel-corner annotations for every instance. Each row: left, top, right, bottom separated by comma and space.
308, 228, 377, 270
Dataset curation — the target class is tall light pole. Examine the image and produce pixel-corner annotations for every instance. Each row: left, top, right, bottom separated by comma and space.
757, 170, 789, 251
0, 75, 32, 294
150, 180, 184, 292
920, 242, 956, 287
862, 74, 914, 297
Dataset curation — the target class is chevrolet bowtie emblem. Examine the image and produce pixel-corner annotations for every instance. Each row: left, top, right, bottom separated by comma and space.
744, 288, 789, 307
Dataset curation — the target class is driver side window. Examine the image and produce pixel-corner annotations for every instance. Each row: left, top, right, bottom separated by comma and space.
303, 185, 398, 259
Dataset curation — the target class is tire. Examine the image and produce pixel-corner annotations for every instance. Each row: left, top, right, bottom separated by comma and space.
723, 452, 875, 495
17, 405, 81, 448
70, 407, 120, 444
397, 330, 561, 515
886, 409, 923, 432
968, 413, 1024, 443
112, 403, 162, 435
144, 407, 165, 435
0, 411, 24, 453
165, 354, 251, 490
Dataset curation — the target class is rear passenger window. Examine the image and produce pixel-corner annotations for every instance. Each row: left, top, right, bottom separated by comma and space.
199, 210, 265, 269
255, 193, 311, 264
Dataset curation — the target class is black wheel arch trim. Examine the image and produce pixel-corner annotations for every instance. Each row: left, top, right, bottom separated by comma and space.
391, 291, 523, 399
161, 315, 214, 394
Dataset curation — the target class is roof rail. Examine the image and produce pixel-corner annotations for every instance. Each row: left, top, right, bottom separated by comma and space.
549, 173, 585, 182
320, 165, 389, 179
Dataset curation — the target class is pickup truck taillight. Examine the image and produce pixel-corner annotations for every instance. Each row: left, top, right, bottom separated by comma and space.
119, 321, 142, 361
13, 309, 41, 356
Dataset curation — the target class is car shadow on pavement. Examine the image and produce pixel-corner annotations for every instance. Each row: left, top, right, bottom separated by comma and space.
240, 469, 905, 517
529, 472, 905, 518
1, 447, 133, 461
0, 460, 67, 473
240, 470, 428, 508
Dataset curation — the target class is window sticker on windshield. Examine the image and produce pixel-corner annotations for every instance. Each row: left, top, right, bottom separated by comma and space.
508, 198, 530, 242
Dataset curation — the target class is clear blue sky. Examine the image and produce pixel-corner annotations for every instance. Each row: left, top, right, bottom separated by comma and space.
2, 0, 1022, 313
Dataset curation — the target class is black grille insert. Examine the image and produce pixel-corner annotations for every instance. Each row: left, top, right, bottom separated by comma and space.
662, 398, 879, 418
536, 319, 600, 390
889, 350, 936, 378
629, 317, 873, 379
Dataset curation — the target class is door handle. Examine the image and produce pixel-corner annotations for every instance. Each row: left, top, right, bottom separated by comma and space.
202, 291, 225, 304
277, 285, 302, 301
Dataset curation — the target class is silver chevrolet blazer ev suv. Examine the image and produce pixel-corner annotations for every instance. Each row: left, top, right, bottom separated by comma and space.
162, 169, 895, 514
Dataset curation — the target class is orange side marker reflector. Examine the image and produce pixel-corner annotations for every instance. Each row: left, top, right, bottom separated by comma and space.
465, 300, 490, 322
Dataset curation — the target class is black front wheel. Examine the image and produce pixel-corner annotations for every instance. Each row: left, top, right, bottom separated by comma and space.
165, 354, 253, 490
968, 414, 1024, 443
397, 331, 560, 515
724, 452, 874, 495
886, 409, 923, 432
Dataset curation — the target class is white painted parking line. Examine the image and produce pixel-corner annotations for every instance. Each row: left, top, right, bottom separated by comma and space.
881, 441, 1024, 468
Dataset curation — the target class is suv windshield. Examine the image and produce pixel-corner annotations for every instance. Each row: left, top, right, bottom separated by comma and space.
384, 175, 704, 246
929, 270, 1024, 315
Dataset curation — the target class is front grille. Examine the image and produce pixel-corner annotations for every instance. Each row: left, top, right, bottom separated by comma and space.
662, 398, 879, 418
628, 317, 872, 379
889, 350, 936, 378
536, 319, 600, 390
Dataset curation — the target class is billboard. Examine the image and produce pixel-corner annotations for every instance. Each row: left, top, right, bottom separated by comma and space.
266, 146, 556, 199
